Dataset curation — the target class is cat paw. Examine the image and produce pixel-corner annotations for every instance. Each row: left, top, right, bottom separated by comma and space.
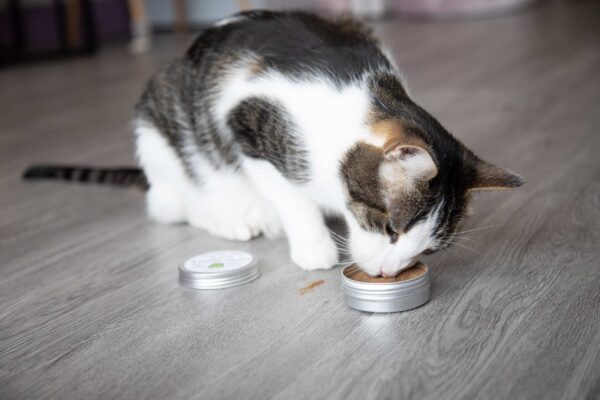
184, 182, 281, 241
290, 234, 339, 271
219, 223, 260, 241
190, 216, 260, 241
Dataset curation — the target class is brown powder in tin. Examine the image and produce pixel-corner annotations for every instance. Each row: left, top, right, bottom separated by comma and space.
344, 261, 427, 283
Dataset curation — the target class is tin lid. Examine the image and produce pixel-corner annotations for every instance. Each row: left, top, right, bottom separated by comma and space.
179, 250, 259, 290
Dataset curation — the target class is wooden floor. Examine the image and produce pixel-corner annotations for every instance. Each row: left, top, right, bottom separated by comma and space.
2, 2, 600, 399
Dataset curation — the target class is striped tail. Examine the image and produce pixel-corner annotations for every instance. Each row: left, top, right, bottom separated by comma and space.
23, 165, 149, 191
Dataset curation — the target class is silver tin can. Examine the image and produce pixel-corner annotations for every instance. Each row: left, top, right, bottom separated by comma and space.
341, 262, 430, 313
179, 250, 259, 290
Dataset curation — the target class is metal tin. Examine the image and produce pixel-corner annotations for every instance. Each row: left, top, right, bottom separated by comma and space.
341, 262, 430, 313
179, 250, 259, 290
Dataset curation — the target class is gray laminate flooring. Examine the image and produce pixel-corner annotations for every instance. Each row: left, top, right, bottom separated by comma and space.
1, 1, 600, 399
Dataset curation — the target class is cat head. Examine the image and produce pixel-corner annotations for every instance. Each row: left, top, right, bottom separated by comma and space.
340, 85, 523, 277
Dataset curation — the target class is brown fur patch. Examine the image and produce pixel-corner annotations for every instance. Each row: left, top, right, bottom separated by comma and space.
370, 119, 403, 142
247, 58, 265, 76
369, 118, 429, 154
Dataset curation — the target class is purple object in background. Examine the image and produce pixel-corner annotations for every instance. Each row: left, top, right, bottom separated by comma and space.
0, 0, 130, 59
94, 0, 130, 42
0, 10, 13, 48
23, 5, 61, 53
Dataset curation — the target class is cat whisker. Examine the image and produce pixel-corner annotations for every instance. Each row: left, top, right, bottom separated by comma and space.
329, 234, 347, 244
450, 241, 482, 255
336, 259, 356, 268
445, 246, 465, 260
328, 229, 345, 237
330, 236, 352, 252
329, 230, 347, 240
332, 238, 351, 248
454, 235, 483, 246
329, 233, 353, 253
329, 230, 350, 243
454, 224, 506, 236
440, 239, 481, 256
450, 235, 483, 248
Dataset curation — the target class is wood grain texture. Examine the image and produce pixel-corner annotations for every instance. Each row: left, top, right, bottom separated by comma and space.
1, 2, 600, 399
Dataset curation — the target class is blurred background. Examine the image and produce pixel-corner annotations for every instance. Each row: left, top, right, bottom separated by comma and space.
0, 0, 540, 66
2, 1, 600, 398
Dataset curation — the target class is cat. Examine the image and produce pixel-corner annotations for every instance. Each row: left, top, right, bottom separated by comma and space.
25, 10, 523, 277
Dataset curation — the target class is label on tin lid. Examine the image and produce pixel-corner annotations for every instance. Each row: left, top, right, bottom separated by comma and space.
183, 250, 254, 273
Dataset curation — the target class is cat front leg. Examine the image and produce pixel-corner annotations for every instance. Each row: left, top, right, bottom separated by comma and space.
243, 158, 338, 271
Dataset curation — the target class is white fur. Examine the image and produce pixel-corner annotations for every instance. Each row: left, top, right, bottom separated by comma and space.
136, 65, 440, 273
383, 146, 438, 182
135, 120, 281, 241
135, 120, 187, 224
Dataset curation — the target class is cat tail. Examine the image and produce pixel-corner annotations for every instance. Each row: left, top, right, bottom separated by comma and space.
22, 165, 149, 191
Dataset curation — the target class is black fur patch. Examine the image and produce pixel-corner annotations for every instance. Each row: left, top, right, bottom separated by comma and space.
227, 97, 310, 182
186, 11, 392, 86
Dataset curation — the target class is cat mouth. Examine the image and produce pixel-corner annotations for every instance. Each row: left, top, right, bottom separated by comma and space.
380, 257, 417, 277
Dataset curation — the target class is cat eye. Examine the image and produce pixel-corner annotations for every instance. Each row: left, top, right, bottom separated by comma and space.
385, 222, 400, 244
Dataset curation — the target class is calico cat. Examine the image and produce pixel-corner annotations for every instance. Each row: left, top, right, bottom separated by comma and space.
26, 10, 523, 277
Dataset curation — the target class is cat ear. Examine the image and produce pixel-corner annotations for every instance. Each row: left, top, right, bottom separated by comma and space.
469, 159, 525, 191
383, 144, 438, 182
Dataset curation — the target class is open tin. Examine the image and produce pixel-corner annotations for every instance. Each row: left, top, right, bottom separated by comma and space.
341, 262, 430, 313
179, 250, 259, 290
